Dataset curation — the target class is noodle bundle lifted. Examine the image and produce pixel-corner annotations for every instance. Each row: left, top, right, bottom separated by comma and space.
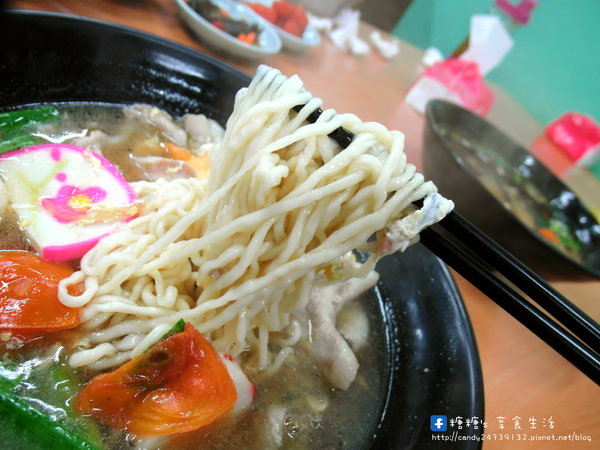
58, 66, 453, 388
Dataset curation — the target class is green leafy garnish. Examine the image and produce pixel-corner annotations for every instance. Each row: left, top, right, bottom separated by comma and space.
0, 377, 99, 450
0, 361, 24, 391
549, 217, 583, 252
0, 106, 59, 155
0, 357, 103, 448
160, 319, 186, 341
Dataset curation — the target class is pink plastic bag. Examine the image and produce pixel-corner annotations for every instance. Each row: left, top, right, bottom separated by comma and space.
545, 113, 600, 162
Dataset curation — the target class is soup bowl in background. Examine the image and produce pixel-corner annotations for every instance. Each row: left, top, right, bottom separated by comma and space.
423, 100, 600, 280
0, 11, 483, 449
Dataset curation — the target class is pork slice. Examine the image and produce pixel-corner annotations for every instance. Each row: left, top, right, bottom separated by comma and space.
183, 113, 212, 149
307, 271, 379, 390
69, 129, 117, 152
124, 104, 187, 147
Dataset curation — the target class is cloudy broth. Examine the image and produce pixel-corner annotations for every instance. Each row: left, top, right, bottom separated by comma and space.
0, 103, 389, 449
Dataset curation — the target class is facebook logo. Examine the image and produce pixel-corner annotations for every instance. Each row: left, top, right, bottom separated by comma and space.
430, 415, 447, 432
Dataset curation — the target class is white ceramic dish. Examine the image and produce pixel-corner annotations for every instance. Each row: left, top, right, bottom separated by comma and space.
245, 0, 320, 52
176, 0, 282, 59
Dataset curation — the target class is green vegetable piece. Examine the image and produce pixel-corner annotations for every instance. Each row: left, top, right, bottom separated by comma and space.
0, 134, 42, 154
1, 359, 103, 448
48, 365, 104, 445
160, 319, 186, 341
0, 106, 59, 135
139, 319, 186, 355
0, 361, 24, 391
0, 387, 99, 450
549, 217, 583, 252
0, 106, 59, 155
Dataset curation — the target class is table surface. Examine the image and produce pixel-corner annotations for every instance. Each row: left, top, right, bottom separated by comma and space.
9, 1, 600, 448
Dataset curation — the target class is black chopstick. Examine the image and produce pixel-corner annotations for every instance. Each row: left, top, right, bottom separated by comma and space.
438, 211, 600, 354
419, 225, 600, 385
293, 104, 600, 385
292, 105, 354, 148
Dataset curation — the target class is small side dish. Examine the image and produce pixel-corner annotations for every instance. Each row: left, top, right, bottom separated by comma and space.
247, 0, 308, 37
176, 0, 282, 58
190, 0, 261, 45
245, 0, 320, 52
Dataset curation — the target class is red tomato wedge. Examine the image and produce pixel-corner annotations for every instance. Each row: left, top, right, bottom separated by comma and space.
0, 251, 80, 333
76, 323, 237, 436
247, 3, 277, 23
247, 1, 308, 36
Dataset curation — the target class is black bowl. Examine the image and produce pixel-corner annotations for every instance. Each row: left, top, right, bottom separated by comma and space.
0, 11, 483, 449
423, 100, 600, 280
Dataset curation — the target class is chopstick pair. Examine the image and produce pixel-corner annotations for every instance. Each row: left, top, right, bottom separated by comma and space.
419, 213, 600, 386
295, 105, 600, 386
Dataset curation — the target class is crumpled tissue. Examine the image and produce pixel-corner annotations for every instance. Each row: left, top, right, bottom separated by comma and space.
329, 9, 369, 55
370, 30, 399, 59
308, 9, 399, 58
421, 47, 444, 67
308, 9, 369, 56
307, 13, 334, 33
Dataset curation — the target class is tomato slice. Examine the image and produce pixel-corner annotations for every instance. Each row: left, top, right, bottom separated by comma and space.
76, 323, 237, 436
0, 251, 80, 333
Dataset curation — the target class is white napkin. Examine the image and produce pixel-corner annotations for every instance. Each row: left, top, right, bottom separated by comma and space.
329, 9, 370, 55
421, 47, 444, 67
460, 14, 513, 75
307, 13, 334, 33
308, 9, 370, 56
405, 77, 462, 114
370, 31, 399, 59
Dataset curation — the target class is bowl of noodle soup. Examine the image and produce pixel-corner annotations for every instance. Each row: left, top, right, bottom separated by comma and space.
0, 10, 483, 449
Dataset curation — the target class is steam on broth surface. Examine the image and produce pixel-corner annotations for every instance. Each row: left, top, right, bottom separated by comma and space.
0, 66, 452, 448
